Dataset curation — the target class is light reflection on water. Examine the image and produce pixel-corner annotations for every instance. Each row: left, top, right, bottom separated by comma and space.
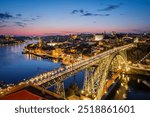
24, 54, 42, 61
105, 74, 150, 100
0, 41, 61, 84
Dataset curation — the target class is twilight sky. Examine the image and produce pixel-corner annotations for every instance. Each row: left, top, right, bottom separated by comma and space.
0, 0, 150, 36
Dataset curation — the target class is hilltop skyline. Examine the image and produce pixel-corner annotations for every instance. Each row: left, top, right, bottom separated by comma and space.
0, 0, 150, 36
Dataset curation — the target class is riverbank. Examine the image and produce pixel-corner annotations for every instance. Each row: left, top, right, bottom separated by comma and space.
23, 51, 62, 60
0, 41, 25, 47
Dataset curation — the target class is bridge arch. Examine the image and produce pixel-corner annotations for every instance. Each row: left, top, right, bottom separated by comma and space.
95, 52, 128, 99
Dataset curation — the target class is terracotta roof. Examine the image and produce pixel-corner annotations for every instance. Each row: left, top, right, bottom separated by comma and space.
1, 89, 42, 100
0, 85, 63, 100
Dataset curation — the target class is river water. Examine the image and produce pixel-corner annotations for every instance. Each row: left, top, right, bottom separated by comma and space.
0, 41, 149, 99
0, 41, 61, 84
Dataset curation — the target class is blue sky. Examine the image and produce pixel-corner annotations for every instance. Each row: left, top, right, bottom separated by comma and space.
0, 0, 150, 35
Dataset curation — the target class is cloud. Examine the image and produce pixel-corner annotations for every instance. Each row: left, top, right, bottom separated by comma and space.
71, 4, 122, 17
71, 9, 110, 17
0, 13, 13, 19
31, 18, 36, 20
22, 19, 31, 22
0, 20, 8, 23
82, 13, 110, 16
23, 16, 40, 22
16, 14, 22, 17
71, 10, 79, 14
0, 12, 40, 28
71, 9, 88, 15
82, 12, 93, 16
15, 22, 26, 27
100, 14, 109, 16
98, 4, 121, 11
31, 17, 39, 21
0, 25, 7, 28
79, 10, 84, 14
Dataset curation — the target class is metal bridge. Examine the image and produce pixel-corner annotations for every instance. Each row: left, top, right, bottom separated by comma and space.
25, 44, 135, 99
0, 44, 136, 99
128, 51, 150, 76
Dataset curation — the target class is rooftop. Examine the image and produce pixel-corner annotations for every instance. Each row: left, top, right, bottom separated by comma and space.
0, 84, 63, 100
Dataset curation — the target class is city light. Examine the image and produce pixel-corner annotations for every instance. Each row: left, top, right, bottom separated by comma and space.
0, 0, 149, 100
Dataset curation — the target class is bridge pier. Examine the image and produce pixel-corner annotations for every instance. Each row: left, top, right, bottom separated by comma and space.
83, 67, 95, 97
82, 58, 109, 99
54, 82, 65, 99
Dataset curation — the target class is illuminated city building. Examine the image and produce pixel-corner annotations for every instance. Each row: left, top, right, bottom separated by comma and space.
71, 35, 77, 40
94, 34, 104, 41
52, 48, 63, 58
